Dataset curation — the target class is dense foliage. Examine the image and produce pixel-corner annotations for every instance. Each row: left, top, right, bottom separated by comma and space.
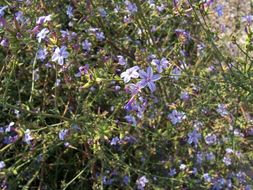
0, 0, 253, 189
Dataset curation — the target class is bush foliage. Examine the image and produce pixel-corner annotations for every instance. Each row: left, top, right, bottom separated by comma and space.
0, 0, 253, 189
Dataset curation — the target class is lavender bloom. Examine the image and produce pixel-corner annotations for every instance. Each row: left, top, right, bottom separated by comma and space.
0, 6, 8, 17
170, 67, 181, 80
205, 134, 217, 145
187, 130, 201, 146
169, 168, 177, 176
110, 137, 120, 145
151, 58, 169, 73
75, 64, 89, 77
66, 5, 74, 18
206, 152, 215, 161
59, 129, 68, 140
0, 38, 8, 47
0, 161, 5, 169
216, 104, 229, 117
37, 48, 48, 61
136, 176, 149, 190
36, 28, 49, 43
120, 66, 140, 83
36, 15, 52, 25
203, 173, 211, 182
168, 110, 186, 125
95, 31, 105, 41
223, 156, 232, 166
242, 15, 253, 24
180, 91, 190, 101
82, 39, 92, 51
0, 17, 6, 27
215, 5, 223, 17
98, 8, 107, 17
15, 11, 24, 23
52, 46, 69, 65
138, 67, 161, 92
23, 129, 33, 145
117, 55, 127, 66
125, 0, 138, 13
125, 115, 137, 126
123, 176, 130, 185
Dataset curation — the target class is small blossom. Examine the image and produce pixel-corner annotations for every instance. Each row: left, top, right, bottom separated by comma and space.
169, 168, 177, 176
36, 28, 49, 43
205, 133, 217, 145
138, 67, 161, 92
180, 91, 190, 101
0, 38, 8, 47
36, 15, 52, 25
179, 164, 186, 170
215, 5, 223, 17
117, 55, 127, 66
203, 173, 211, 182
52, 46, 69, 65
59, 129, 68, 140
37, 48, 48, 61
23, 129, 33, 144
95, 31, 105, 41
82, 39, 92, 51
223, 156, 232, 166
136, 176, 148, 190
216, 104, 229, 117
0, 6, 8, 17
168, 110, 186, 125
120, 66, 140, 83
66, 5, 74, 18
98, 8, 107, 17
151, 58, 169, 73
187, 130, 201, 146
0, 161, 5, 169
15, 11, 24, 23
242, 15, 253, 24
125, 0, 138, 13
110, 137, 120, 145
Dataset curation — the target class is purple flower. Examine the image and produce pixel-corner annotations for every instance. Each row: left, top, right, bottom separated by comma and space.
215, 5, 223, 17
168, 110, 186, 125
59, 129, 68, 140
136, 176, 148, 190
0, 38, 8, 47
169, 168, 177, 176
216, 104, 229, 117
37, 48, 48, 61
95, 31, 105, 41
138, 67, 161, 92
180, 91, 190, 101
66, 5, 74, 18
52, 46, 69, 65
117, 55, 127, 66
23, 129, 33, 145
204, 134, 217, 145
36, 28, 49, 43
36, 15, 52, 25
110, 137, 120, 145
120, 66, 140, 83
242, 15, 253, 24
0, 161, 5, 169
203, 173, 211, 182
98, 8, 107, 17
82, 39, 92, 51
151, 58, 169, 73
223, 156, 232, 166
15, 11, 24, 23
0, 6, 8, 17
125, 115, 137, 126
125, 0, 138, 13
123, 176, 130, 185
187, 130, 201, 146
